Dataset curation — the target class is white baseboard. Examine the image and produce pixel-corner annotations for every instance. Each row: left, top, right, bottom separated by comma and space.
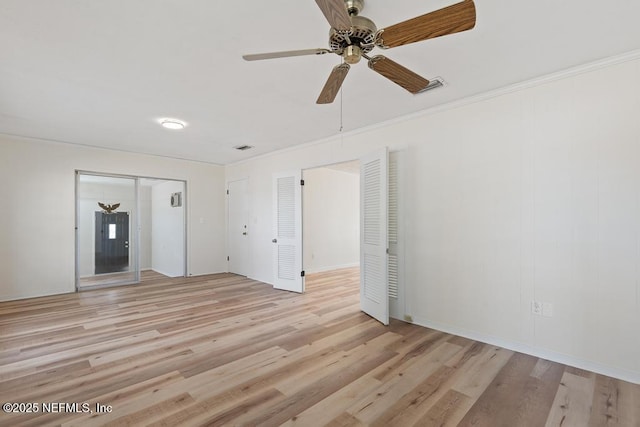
412, 316, 640, 385
305, 262, 360, 275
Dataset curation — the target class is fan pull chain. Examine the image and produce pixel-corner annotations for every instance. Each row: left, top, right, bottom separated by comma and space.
340, 86, 344, 132
339, 57, 344, 133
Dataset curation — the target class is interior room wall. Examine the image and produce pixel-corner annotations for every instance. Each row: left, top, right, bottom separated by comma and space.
225, 57, 640, 383
77, 180, 152, 277
151, 180, 185, 277
0, 136, 226, 301
302, 166, 359, 274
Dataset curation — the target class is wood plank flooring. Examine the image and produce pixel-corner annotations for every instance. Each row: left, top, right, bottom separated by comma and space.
0, 268, 638, 426
77, 271, 138, 290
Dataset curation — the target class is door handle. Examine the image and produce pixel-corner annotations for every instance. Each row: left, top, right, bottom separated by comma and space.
272, 238, 277, 243
243, 232, 247, 236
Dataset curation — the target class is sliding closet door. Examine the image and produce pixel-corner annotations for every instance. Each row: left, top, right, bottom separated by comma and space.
76, 173, 139, 289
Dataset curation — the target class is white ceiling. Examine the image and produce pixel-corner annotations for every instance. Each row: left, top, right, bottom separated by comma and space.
1, 1, 639, 165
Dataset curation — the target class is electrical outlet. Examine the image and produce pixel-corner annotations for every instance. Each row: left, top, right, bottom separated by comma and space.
531, 301, 543, 315
542, 302, 553, 317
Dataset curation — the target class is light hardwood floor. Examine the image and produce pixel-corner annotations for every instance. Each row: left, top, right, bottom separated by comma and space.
0, 268, 638, 426
77, 271, 138, 290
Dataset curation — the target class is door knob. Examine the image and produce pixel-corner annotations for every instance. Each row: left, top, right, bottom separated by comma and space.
272, 238, 277, 243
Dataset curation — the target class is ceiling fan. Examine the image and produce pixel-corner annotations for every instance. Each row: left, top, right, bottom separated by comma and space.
243, 0, 476, 104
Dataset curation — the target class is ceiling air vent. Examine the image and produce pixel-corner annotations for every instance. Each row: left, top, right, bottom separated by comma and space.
234, 145, 254, 151
417, 77, 445, 94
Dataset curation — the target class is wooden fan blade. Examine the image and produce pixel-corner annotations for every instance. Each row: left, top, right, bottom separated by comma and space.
315, 0, 352, 31
317, 63, 350, 104
243, 48, 332, 61
368, 55, 429, 94
377, 0, 476, 49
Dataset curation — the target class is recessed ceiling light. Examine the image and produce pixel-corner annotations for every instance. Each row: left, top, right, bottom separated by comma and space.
159, 118, 186, 130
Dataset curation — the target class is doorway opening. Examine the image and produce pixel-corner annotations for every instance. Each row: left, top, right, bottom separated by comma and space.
302, 160, 361, 280
302, 160, 361, 317
265, 150, 405, 323
300, 151, 405, 324
75, 172, 186, 290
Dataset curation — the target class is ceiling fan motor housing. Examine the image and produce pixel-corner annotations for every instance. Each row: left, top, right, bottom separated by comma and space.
329, 14, 377, 60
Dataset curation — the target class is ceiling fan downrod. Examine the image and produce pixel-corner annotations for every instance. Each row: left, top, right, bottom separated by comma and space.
345, 0, 364, 16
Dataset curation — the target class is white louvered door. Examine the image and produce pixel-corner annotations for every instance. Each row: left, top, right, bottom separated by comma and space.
360, 149, 389, 325
272, 171, 304, 293
388, 151, 405, 320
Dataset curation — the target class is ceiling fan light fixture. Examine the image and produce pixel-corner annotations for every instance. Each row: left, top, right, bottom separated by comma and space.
159, 118, 187, 130
343, 45, 362, 64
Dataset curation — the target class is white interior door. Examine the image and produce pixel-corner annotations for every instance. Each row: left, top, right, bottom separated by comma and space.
272, 170, 304, 293
388, 151, 405, 321
228, 179, 249, 276
360, 149, 389, 325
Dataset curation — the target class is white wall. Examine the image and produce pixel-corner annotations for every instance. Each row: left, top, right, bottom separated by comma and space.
151, 180, 185, 277
302, 167, 359, 273
0, 136, 226, 301
225, 57, 640, 383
